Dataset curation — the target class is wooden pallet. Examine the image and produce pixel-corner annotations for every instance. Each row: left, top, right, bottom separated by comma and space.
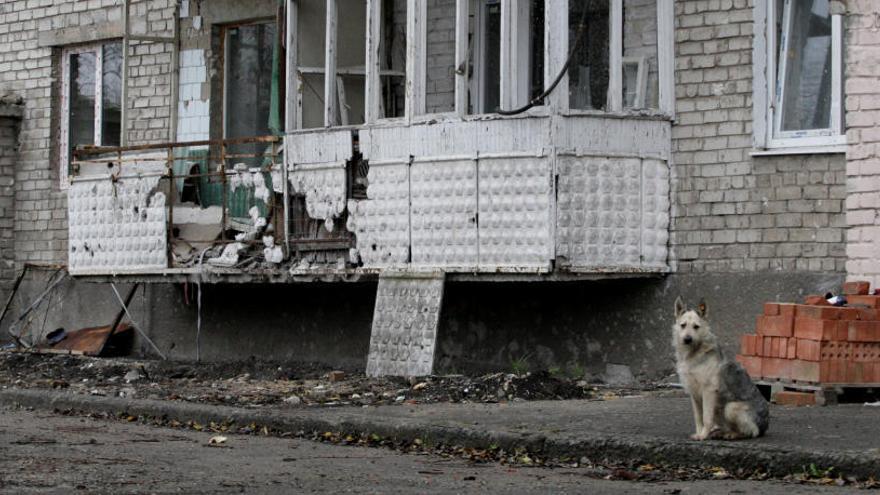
756, 379, 880, 406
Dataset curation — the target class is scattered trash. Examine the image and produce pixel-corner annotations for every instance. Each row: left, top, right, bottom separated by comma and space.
124, 369, 143, 383
45, 328, 67, 345
283, 395, 302, 405
864, 401, 880, 407
328, 370, 345, 383
208, 435, 228, 445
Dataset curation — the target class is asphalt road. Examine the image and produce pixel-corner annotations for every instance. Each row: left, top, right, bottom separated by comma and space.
0, 407, 859, 494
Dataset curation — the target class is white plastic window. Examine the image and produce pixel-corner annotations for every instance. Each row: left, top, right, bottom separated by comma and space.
60, 41, 123, 186
757, 0, 844, 151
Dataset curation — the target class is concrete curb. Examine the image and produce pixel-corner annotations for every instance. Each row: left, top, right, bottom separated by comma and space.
2, 388, 878, 479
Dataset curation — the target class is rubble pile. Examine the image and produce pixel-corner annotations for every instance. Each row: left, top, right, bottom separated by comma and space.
0, 353, 653, 409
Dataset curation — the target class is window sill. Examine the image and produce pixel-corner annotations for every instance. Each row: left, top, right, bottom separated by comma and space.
750, 144, 846, 157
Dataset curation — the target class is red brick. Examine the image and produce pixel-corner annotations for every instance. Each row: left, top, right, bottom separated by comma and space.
856, 308, 880, 321
848, 321, 880, 342
804, 295, 830, 305
789, 359, 818, 382
847, 362, 866, 383
796, 305, 841, 320
843, 281, 871, 296
779, 304, 797, 317
763, 303, 780, 316
757, 315, 794, 337
787, 338, 797, 359
848, 295, 880, 308
762, 336, 773, 357
835, 320, 850, 341
773, 390, 816, 406
839, 307, 861, 320
794, 318, 837, 341
797, 339, 821, 361
851, 343, 880, 362
740, 334, 759, 356
736, 355, 762, 379
762, 357, 791, 380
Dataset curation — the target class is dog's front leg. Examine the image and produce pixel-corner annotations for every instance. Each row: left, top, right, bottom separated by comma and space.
695, 390, 718, 440
689, 395, 704, 440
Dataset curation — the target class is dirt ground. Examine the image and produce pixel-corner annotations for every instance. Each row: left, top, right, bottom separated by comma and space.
0, 351, 659, 410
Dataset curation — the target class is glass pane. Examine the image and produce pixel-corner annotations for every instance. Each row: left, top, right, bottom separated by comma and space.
779, 0, 832, 132
380, 0, 407, 118
569, 0, 609, 110
622, 0, 658, 110
297, 0, 327, 129
468, 0, 500, 114
102, 42, 123, 146
336, 0, 367, 125
425, 0, 456, 114
69, 51, 96, 161
226, 22, 276, 166
528, 0, 545, 103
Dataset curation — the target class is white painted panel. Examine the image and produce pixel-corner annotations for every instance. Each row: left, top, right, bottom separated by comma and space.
410, 159, 478, 269
288, 161, 347, 229
348, 161, 410, 268
478, 156, 553, 271
640, 158, 670, 269
556, 155, 647, 271
68, 176, 167, 274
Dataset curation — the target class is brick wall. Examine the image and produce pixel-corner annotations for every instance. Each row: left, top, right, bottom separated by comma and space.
0, 0, 174, 266
671, 0, 847, 273
844, 0, 880, 288
0, 97, 21, 301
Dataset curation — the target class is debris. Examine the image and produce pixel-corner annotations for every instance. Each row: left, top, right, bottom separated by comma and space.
45, 328, 66, 345
864, 401, 880, 407
207, 243, 244, 267
283, 395, 302, 405
118, 387, 136, 398
328, 370, 345, 382
208, 435, 228, 445
124, 369, 143, 383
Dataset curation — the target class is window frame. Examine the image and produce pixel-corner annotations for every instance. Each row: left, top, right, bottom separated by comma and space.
753, 0, 845, 153
220, 18, 278, 140
283, 0, 674, 131
60, 41, 122, 188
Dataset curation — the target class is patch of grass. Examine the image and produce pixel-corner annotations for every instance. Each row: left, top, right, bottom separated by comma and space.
510, 354, 532, 376
567, 362, 586, 380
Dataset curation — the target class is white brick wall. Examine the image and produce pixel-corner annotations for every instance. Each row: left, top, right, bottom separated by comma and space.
671, 0, 847, 273
844, 0, 880, 288
177, 48, 209, 142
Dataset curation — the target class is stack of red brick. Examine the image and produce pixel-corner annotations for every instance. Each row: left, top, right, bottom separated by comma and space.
736, 281, 880, 385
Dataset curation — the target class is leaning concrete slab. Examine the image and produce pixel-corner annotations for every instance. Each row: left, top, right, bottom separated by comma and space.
366, 272, 445, 377
2, 388, 879, 479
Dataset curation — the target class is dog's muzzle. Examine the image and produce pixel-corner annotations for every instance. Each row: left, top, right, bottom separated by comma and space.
683, 335, 693, 345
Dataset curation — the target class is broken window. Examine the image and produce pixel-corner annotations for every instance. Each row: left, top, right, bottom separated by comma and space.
466, 0, 543, 114
423, 0, 457, 114
61, 42, 123, 184
334, 0, 368, 125
379, 0, 407, 119
296, 0, 327, 129
755, 0, 843, 150
777, 0, 833, 132
224, 21, 276, 166
622, 0, 658, 110
568, 1, 609, 111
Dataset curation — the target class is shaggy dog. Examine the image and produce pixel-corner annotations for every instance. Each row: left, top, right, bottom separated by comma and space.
673, 297, 769, 440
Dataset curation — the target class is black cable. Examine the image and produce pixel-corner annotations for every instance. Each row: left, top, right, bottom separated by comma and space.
496, 6, 590, 116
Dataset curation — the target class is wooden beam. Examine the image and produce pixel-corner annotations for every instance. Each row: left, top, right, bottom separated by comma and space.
365, 0, 382, 123
286, 0, 299, 131
324, 0, 338, 126
545, 0, 568, 113
608, 0, 623, 112
657, 0, 675, 117
454, 0, 469, 116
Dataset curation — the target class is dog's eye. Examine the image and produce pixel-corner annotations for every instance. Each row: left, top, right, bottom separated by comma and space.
680, 323, 686, 329
693, 324, 700, 330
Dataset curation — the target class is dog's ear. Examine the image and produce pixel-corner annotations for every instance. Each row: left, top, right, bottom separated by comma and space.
697, 299, 708, 318
674, 296, 685, 318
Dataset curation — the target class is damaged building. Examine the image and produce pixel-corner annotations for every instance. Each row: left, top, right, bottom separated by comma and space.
0, 0, 874, 378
